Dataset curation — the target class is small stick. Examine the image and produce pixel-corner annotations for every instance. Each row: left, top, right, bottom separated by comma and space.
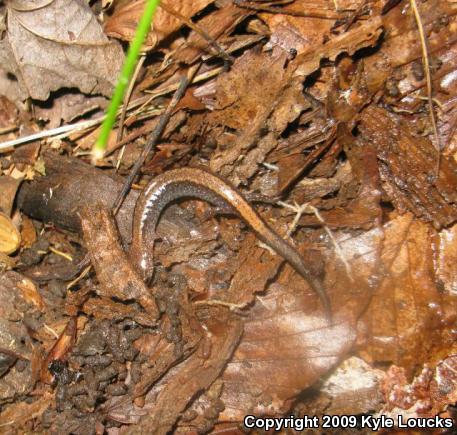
112, 63, 201, 215
278, 201, 354, 282
0, 118, 103, 151
160, 1, 233, 63
410, 0, 441, 178
234, 0, 346, 20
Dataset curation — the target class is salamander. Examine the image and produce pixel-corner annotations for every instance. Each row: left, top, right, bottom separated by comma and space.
129, 167, 331, 319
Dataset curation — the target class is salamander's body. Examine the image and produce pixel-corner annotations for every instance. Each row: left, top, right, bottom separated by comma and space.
129, 167, 331, 319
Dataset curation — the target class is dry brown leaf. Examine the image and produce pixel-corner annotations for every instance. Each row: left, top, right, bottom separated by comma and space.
16, 277, 45, 311
0, 392, 53, 428
219, 282, 356, 421
219, 233, 284, 307
0, 211, 20, 255
293, 16, 383, 77
259, 0, 342, 55
0, 176, 22, 216
40, 317, 76, 384
358, 214, 457, 372
360, 107, 457, 229
211, 207, 406, 423
364, 0, 457, 94
215, 219, 384, 422
0, 96, 18, 128
20, 215, 37, 249
79, 206, 159, 319
380, 355, 457, 421
0, 0, 124, 103
34, 92, 108, 128
173, 1, 252, 65
104, 0, 214, 48
209, 50, 287, 132
208, 50, 309, 183
11, 142, 40, 166
0, 272, 35, 402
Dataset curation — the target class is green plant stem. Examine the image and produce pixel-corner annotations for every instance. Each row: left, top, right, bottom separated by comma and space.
92, 0, 161, 162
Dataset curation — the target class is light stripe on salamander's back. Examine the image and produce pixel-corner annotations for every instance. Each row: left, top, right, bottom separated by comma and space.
129, 167, 331, 319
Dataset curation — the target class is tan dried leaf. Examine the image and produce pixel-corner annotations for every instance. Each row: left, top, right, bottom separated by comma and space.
41, 317, 76, 384
358, 214, 457, 371
104, 0, 214, 48
0, 176, 22, 216
16, 277, 45, 311
0, 251, 16, 270
20, 216, 37, 249
220, 281, 356, 421
0, 0, 124, 103
0, 211, 20, 254
0, 392, 53, 428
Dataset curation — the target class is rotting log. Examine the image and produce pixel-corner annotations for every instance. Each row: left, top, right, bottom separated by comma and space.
16, 151, 138, 244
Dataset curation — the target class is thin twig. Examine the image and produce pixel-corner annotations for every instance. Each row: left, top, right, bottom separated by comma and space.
49, 246, 73, 262
66, 265, 92, 290
194, 299, 249, 313
278, 201, 354, 282
0, 125, 18, 135
160, 1, 233, 63
410, 0, 441, 178
116, 55, 146, 170
112, 63, 201, 215
234, 0, 346, 19
0, 118, 103, 151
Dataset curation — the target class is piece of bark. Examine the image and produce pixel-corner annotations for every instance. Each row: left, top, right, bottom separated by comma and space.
79, 206, 159, 321
16, 150, 138, 244
359, 106, 457, 229
0, 272, 35, 403
40, 317, 76, 384
0, 176, 22, 216
129, 312, 243, 435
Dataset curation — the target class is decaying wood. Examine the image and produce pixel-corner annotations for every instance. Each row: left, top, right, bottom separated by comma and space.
129, 313, 243, 435
16, 150, 138, 244
79, 206, 160, 320
360, 107, 457, 229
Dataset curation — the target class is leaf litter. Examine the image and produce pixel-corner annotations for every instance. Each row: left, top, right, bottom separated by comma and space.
0, 0, 457, 433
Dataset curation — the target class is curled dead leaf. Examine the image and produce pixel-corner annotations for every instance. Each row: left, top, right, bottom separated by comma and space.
0, 176, 22, 216
20, 216, 37, 249
40, 317, 76, 384
0, 0, 124, 103
0, 391, 53, 428
104, 0, 214, 48
0, 211, 21, 254
16, 277, 45, 312
0, 251, 16, 270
